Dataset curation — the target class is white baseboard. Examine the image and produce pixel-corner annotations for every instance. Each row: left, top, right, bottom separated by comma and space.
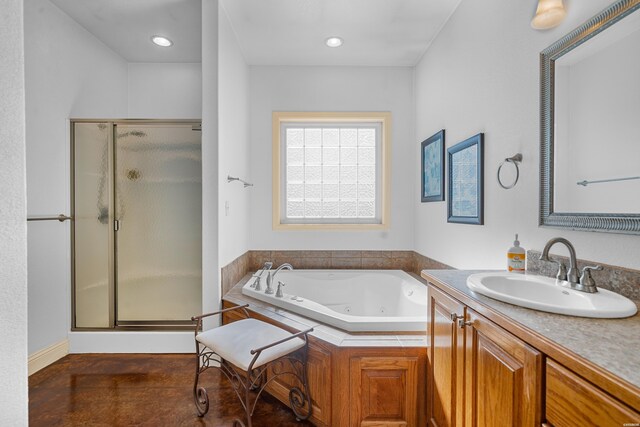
29, 339, 69, 376
68, 331, 194, 353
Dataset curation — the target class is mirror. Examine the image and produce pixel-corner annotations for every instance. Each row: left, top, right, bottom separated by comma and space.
540, 0, 640, 234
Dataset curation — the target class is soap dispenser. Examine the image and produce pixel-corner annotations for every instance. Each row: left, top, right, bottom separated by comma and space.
507, 234, 526, 273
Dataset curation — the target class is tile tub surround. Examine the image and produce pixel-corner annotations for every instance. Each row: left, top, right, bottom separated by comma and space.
422, 269, 640, 392
221, 252, 250, 296
221, 250, 452, 296
527, 250, 640, 301
249, 250, 417, 271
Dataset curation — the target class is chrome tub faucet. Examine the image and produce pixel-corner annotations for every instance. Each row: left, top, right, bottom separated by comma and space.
251, 261, 273, 291
266, 263, 293, 294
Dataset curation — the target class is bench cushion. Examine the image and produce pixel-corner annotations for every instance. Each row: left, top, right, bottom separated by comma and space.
196, 318, 305, 371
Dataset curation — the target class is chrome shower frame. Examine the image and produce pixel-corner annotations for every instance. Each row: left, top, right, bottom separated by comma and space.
70, 119, 201, 331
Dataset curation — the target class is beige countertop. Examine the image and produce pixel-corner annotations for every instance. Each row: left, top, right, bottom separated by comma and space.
422, 269, 640, 390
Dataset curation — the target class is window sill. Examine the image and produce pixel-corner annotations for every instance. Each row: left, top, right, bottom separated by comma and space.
272, 222, 389, 231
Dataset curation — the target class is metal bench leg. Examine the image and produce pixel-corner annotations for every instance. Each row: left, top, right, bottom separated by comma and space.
194, 341, 215, 417
289, 342, 313, 421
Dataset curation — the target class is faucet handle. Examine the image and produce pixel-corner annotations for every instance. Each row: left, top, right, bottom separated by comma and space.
276, 281, 286, 298
539, 253, 568, 280
581, 265, 603, 273
555, 263, 568, 281
263, 261, 273, 270
579, 265, 602, 292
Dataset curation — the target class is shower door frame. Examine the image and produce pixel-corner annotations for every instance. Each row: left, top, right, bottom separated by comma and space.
70, 119, 202, 331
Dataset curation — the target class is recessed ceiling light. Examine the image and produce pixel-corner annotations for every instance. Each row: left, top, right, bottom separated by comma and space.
151, 35, 173, 47
325, 37, 343, 48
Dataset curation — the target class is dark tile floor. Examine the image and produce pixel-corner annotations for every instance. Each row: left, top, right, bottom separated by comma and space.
29, 354, 313, 426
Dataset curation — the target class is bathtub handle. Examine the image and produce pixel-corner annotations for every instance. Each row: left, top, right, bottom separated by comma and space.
251, 262, 273, 290
276, 281, 286, 298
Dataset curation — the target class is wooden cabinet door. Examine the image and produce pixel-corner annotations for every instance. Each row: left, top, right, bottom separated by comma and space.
464, 309, 542, 427
545, 358, 640, 427
265, 338, 333, 427
427, 286, 466, 427
350, 356, 419, 427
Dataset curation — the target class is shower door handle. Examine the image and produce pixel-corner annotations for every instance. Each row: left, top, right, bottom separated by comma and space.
114, 219, 120, 232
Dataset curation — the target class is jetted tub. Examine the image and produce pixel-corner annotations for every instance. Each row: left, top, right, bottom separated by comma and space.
241, 270, 427, 332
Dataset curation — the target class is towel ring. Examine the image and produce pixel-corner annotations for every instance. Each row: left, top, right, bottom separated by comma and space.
497, 153, 522, 189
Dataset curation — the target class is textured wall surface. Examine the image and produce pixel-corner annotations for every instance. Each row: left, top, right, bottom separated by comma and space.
202, 0, 220, 327
248, 66, 415, 251
24, 0, 129, 354
0, 0, 28, 423
413, 0, 640, 271
218, 3, 250, 268
128, 62, 202, 119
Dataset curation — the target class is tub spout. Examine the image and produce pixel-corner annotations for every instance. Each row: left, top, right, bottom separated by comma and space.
266, 263, 293, 294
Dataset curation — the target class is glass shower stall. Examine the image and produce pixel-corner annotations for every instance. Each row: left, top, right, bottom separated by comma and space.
72, 120, 202, 329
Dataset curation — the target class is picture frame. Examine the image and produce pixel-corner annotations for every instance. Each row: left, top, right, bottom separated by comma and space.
421, 130, 445, 202
447, 133, 484, 225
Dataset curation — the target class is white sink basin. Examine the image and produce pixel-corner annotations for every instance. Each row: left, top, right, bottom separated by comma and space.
466, 272, 638, 318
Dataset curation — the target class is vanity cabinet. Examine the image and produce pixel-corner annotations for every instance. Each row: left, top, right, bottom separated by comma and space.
426, 276, 640, 427
427, 286, 542, 426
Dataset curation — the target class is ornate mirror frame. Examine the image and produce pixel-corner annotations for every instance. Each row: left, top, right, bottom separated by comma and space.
539, 0, 640, 234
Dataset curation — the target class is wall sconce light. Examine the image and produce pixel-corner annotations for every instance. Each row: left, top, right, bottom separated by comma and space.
531, 0, 567, 30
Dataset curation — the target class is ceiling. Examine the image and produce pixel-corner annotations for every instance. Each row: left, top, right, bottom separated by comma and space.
221, 0, 461, 66
50, 0, 460, 66
50, 0, 202, 63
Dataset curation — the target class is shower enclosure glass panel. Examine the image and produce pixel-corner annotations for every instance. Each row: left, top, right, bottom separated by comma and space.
73, 123, 112, 328
115, 124, 202, 323
72, 120, 201, 329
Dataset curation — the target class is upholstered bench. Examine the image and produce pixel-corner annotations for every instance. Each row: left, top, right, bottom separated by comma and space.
191, 304, 313, 427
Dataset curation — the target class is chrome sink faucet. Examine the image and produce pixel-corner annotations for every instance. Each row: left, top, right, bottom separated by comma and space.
266, 263, 293, 294
539, 237, 602, 293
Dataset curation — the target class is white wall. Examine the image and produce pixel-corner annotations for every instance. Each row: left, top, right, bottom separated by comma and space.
0, 0, 28, 423
248, 66, 415, 250
24, 0, 128, 354
414, 0, 640, 270
128, 63, 202, 119
202, 0, 220, 327
218, 4, 250, 267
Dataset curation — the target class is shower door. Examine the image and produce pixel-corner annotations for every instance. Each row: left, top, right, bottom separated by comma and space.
72, 121, 202, 329
114, 123, 202, 325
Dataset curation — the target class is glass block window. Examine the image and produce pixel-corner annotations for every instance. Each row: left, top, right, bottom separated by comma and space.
274, 113, 389, 228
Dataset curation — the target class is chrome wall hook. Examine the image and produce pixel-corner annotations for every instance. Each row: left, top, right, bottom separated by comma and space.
497, 153, 522, 189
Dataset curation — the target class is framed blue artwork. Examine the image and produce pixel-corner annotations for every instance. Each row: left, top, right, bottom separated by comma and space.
421, 130, 445, 202
447, 133, 484, 225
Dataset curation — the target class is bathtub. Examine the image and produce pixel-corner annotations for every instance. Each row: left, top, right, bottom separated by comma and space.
241, 270, 427, 332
